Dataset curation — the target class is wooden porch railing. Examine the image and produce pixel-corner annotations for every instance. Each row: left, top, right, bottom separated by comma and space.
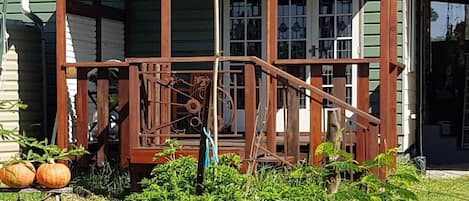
62, 56, 400, 178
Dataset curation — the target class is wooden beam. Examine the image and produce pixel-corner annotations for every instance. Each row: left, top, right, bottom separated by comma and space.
244, 63, 256, 161
56, 0, 68, 151
63, 62, 129, 68
97, 69, 109, 166
389, 0, 399, 159
287, 86, 300, 162
119, 67, 130, 167
160, 0, 172, 141
310, 65, 323, 165
267, 0, 278, 153
356, 64, 369, 163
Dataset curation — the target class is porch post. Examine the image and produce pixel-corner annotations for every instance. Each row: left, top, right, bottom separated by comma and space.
56, 0, 68, 150
379, 0, 398, 178
266, 0, 278, 153
160, 0, 172, 142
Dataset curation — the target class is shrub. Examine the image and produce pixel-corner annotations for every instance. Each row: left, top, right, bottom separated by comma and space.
126, 142, 421, 201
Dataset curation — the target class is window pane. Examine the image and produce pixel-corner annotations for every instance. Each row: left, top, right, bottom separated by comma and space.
337, 15, 352, 37
322, 65, 333, 85
319, 0, 334, 14
346, 65, 352, 84
319, 40, 334, 58
291, 17, 306, 39
230, 43, 245, 56
319, 16, 335, 38
230, 0, 245, 17
291, 0, 306, 16
247, 0, 262, 16
247, 19, 262, 40
337, 40, 352, 58
279, 0, 289, 16
278, 41, 289, 59
291, 41, 306, 59
278, 17, 290, 39
323, 87, 333, 107
230, 19, 245, 40
346, 87, 352, 104
247, 42, 262, 57
336, 0, 352, 14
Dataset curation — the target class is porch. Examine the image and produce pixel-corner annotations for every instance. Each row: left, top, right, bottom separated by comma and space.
54, 0, 402, 181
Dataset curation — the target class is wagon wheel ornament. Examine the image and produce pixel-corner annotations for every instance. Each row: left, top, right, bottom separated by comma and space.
142, 74, 235, 136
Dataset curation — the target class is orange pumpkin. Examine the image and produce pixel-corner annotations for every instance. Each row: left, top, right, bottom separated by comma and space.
0, 161, 36, 188
36, 163, 71, 188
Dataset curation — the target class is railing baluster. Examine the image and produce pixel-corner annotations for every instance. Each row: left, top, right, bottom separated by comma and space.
244, 63, 256, 161
310, 65, 323, 165
129, 64, 140, 153
96, 68, 109, 167
286, 84, 300, 163
76, 68, 89, 166
119, 67, 130, 167
357, 63, 369, 163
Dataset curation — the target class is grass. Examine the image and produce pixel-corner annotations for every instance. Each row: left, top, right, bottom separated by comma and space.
0, 192, 109, 201
414, 176, 469, 201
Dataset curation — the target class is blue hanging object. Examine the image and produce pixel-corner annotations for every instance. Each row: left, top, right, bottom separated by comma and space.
203, 127, 219, 167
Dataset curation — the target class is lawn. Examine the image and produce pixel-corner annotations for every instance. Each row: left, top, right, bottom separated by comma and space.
414, 176, 469, 201
0, 192, 108, 201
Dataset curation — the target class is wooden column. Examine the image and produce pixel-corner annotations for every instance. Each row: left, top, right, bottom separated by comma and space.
266, 0, 278, 153
379, 0, 398, 178
97, 69, 109, 166
76, 68, 89, 165
56, 0, 68, 150
356, 64, 370, 163
310, 65, 323, 165
332, 64, 346, 106
129, 65, 140, 155
160, 0, 172, 142
119, 67, 130, 167
244, 63, 256, 161
389, 0, 399, 156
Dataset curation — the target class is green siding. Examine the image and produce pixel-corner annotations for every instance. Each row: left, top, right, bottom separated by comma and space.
363, 0, 404, 134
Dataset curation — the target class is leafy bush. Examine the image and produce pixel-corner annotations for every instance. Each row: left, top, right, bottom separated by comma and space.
126, 142, 421, 201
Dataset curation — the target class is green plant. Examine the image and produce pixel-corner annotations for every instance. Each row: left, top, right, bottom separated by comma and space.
153, 139, 182, 161
126, 140, 421, 201
71, 162, 130, 200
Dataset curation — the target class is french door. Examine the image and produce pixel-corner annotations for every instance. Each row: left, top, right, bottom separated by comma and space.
223, 0, 359, 133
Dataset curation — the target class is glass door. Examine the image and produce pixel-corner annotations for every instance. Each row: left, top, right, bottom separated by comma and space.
276, 0, 311, 133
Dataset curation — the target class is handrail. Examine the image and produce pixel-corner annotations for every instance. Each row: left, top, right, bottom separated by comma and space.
65, 56, 380, 125
274, 58, 380, 65
250, 57, 380, 125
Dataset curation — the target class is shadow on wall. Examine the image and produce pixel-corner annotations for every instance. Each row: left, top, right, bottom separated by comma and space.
5, 16, 56, 140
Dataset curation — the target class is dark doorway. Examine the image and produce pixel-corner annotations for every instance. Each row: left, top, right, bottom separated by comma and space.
420, 0, 469, 165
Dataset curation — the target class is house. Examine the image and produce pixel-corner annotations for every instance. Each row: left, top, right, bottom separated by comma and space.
2, 0, 468, 180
